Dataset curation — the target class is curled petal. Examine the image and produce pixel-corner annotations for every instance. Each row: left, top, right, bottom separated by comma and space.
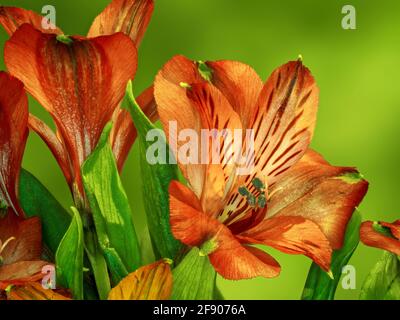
0, 72, 28, 216
0, 6, 61, 36
5, 24, 137, 192
240, 215, 332, 271
88, 0, 154, 47
266, 149, 369, 249
360, 221, 400, 256
108, 259, 173, 300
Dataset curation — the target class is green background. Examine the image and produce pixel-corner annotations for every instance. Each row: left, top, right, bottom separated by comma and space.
1, 0, 399, 300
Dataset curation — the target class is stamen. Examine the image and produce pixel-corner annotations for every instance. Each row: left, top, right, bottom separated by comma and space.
238, 186, 250, 197
179, 82, 191, 89
252, 177, 266, 192
257, 194, 267, 208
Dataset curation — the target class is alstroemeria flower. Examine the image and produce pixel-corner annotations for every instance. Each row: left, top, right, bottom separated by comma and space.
360, 220, 400, 256
0, 0, 158, 186
0, 72, 48, 289
154, 56, 369, 279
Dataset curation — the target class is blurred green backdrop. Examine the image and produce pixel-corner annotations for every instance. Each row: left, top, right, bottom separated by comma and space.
1, 0, 399, 300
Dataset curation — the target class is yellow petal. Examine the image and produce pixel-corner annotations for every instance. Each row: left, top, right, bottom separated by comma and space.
6, 282, 71, 300
108, 259, 173, 300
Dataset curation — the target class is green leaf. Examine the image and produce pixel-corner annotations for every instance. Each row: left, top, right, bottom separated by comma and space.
19, 169, 71, 254
126, 81, 181, 259
82, 123, 141, 280
301, 211, 362, 300
171, 248, 216, 300
56, 207, 84, 300
360, 251, 400, 300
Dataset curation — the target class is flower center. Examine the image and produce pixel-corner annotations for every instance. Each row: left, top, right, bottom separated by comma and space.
238, 177, 267, 209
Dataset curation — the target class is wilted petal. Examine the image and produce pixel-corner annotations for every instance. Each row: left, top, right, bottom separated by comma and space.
0, 6, 61, 36
108, 259, 172, 300
266, 149, 368, 249
360, 221, 400, 256
0, 261, 48, 290
240, 215, 332, 271
0, 72, 28, 216
6, 282, 70, 300
88, 0, 154, 47
5, 24, 137, 192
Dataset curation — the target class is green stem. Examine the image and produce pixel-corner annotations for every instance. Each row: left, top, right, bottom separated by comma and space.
84, 227, 111, 300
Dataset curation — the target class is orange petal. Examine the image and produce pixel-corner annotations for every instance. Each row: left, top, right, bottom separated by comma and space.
245, 60, 319, 190
0, 72, 28, 217
5, 24, 137, 193
108, 259, 172, 300
111, 86, 157, 172
88, 0, 154, 48
0, 216, 42, 264
0, 6, 62, 36
210, 244, 281, 280
6, 282, 70, 300
0, 261, 49, 290
156, 62, 242, 203
206, 60, 263, 129
240, 215, 332, 271
266, 149, 368, 249
28, 114, 72, 186
360, 221, 400, 256
169, 181, 281, 279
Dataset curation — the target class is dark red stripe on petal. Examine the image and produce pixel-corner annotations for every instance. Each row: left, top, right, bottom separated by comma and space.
0, 72, 28, 217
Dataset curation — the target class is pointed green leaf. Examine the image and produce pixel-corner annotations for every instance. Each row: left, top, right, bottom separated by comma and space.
19, 169, 71, 254
172, 248, 216, 300
302, 211, 362, 300
82, 123, 141, 280
126, 81, 181, 259
360, 251, 400, 300
56, 207, 84, 300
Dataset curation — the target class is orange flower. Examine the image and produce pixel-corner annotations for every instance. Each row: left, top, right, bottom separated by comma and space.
0, 72, 48, 290
0, 0, 156, 203
154, 56, 369, 279
360, 220, 400, 256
